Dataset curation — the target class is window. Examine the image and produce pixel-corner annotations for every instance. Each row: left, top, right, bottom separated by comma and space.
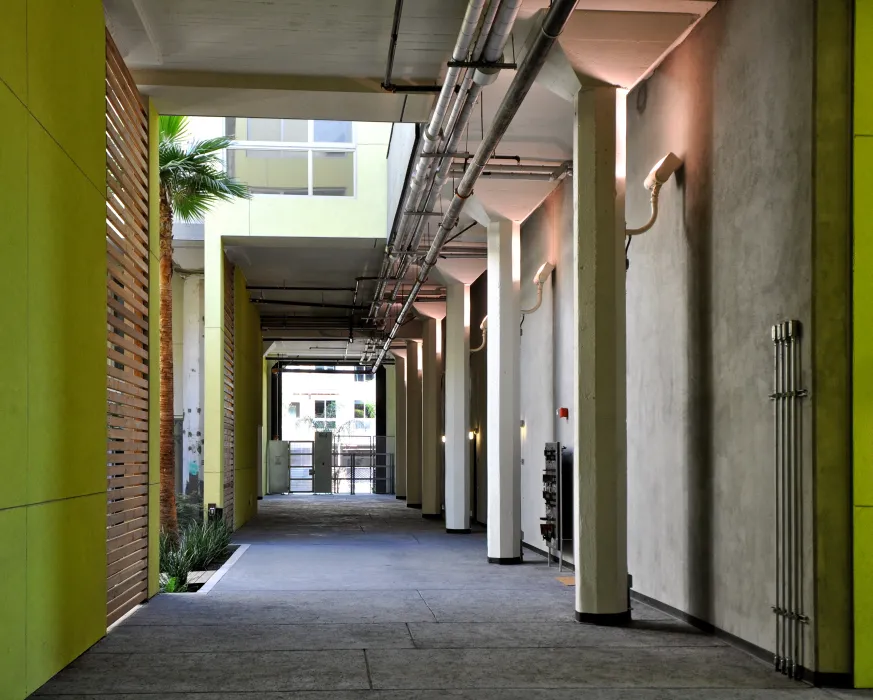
314, 400, 336, 419
225, 118, 355, 197
354, 401, 375, 419
287, 402, 300, 418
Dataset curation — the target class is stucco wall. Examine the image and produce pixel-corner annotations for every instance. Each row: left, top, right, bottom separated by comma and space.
624, 0, 814, 656
205, 122, 391, 239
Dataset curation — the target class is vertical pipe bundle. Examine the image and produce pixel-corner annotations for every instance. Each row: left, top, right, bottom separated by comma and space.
771, 320, 808, 679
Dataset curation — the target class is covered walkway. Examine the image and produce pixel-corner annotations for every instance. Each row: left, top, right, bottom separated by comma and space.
36, 496, 842, 698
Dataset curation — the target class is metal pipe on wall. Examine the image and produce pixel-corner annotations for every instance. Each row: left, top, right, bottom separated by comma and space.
771, 320, 808, 680
372, 0, 581, 371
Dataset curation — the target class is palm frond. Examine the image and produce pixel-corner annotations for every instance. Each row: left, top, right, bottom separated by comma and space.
159, 115, 189, 146
158, 117, 250, 222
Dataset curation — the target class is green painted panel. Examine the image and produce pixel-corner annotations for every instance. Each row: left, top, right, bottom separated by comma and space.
855, 507, 873, 687
859, 0, 873, 136
27, 121, 105, 505
26, 0, 105, 191
0, 507, 27, 700
0, 84, 28, 511
855, 137, 873, 507
148, 482, 159, 597
0, 0, 27, 102
26, 494, 105, 694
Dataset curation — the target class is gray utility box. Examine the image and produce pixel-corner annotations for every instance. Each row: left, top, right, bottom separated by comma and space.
312, 432, 333, 493
267, 440, 290, 494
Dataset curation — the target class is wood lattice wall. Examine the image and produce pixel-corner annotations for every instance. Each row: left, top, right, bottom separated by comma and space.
223, 257, 235, 526
105, 31, 151, 626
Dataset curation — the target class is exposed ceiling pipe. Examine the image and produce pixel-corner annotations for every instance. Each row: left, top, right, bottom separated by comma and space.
363, 0, 517, 363
367, 0, 489, 324
372, 0, 581, 371
448, 169, 555, 181
394, 0, 521, 276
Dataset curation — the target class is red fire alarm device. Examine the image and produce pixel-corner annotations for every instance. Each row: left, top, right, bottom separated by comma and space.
557, 407, 569, 419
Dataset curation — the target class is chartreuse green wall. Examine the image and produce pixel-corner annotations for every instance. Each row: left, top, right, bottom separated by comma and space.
202, 237, 262, 529
233, 266, 263, 529
0, 1, 107, 697
855, 0, 873, 687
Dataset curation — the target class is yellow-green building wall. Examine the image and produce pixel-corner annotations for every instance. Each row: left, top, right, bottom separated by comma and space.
855, 0, 873, 687
233, 266, 263, 529
0, 1, 108, 697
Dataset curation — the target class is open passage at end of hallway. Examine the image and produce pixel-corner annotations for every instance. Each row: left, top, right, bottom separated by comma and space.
36, 496, 860, 699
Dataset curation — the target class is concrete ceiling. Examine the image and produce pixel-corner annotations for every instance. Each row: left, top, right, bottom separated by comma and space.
123, 0, 716, 361
106, 0, 713, 124
222, 236, 385, 360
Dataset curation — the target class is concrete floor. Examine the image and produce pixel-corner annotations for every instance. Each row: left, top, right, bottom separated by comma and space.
36, 495, 866, 698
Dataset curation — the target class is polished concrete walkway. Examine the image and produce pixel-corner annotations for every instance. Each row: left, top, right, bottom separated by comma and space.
38, 495, 861, 698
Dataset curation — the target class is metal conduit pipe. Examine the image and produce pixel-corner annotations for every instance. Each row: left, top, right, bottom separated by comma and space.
368, 0, 489, 323
372, 0, 580, 371
403, 0, 520, 254
364, 0, 515, 355
373, 5, 503, 327
481, 0, 522, 62
395, 0, 503, 257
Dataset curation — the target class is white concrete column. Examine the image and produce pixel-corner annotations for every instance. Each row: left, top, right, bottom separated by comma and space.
445, 282, 471, 533
421, 318, 441, 517
486, 219, 522, 563
405, 339, 423, 508
181, 274, 205, 495
573, 85, 629, 623
394, 354, 408, 499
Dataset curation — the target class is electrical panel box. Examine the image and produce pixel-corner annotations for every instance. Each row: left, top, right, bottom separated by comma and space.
542, 442, 561, 548
542, 442, 572, 568
312, 431, 333, 493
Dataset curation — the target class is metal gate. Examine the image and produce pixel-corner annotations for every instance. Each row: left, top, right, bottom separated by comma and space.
105, 30, 150, 626
289, 441, 314, 492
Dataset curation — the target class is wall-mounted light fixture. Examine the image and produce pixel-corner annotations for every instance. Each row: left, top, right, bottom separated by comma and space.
468, 430, 476, 441
470, 315, 488, 353
522, 262, 556, 315
625, 152, 683, 236
441, 435, 447, 443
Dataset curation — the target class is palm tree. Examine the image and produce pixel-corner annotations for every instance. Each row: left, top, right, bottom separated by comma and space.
158, 115, 249, 537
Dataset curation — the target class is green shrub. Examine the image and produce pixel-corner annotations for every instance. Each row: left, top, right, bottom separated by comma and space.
159, 530, 194, 593
180, 519, 232, 571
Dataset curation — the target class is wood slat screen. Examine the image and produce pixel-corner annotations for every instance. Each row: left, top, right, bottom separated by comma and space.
223, 257, 235, 526
105, 30, 151, 627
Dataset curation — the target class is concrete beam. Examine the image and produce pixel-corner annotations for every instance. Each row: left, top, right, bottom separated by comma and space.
134, 70, 434, 122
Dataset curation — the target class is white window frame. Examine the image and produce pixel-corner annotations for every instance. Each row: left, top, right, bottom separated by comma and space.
228, 119, 357, 198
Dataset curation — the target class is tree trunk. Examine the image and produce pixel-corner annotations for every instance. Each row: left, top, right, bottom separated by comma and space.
159, 191, 179, 537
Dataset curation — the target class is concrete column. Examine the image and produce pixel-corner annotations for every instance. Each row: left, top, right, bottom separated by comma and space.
486, 219, 522, 563
421, 318, 441, 517
394, 354, 408, 499
573, 85, 629, 623
181, 274, 205, 495
445, 282, 471, 533
405, 339, 423, 508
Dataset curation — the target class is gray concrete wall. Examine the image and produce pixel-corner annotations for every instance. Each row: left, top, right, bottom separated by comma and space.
470, 273, 488, 524
625, 0, 814, 657
517, 181, 575, 555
